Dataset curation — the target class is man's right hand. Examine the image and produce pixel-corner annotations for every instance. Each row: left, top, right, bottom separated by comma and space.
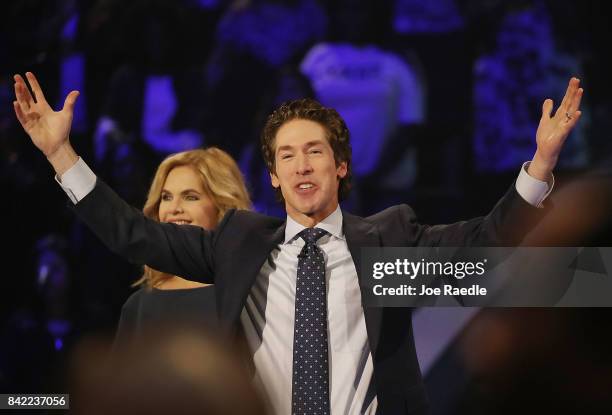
13, 72, 80, 175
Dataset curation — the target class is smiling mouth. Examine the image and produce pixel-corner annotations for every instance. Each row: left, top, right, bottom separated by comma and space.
169, 220, 191, 225
295, 183, 317, 194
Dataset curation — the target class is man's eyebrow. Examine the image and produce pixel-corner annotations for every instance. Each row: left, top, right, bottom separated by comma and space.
277, 140, 326, 152
304, 140, 325, 148
277, 145, 294, 152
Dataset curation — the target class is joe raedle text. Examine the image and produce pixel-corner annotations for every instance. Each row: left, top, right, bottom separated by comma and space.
373, 284, 487, 296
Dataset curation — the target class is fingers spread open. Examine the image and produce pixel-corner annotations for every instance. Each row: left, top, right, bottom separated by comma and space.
14, 82, 31, 114
62, 90, 80, 113
556, 77, 578, 117
26, 72, 47, 104
13, 101, 27, 127
567, 87, 583, 115
563, 78, 580, 113
541, 99, 553, 120
14, 74, 35, 106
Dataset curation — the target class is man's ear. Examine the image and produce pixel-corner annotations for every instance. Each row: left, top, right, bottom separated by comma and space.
270, 172, 280, 188
337, 161, 348, 179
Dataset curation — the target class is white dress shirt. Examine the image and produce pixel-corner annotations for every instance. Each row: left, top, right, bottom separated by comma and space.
242, 207, 377, 414
57, 158, 551, 414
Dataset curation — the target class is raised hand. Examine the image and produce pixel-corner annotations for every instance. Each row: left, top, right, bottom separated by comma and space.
13, 72, 79, 158
529, 77, 583, 181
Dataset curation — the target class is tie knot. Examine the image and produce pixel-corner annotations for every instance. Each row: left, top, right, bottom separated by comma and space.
298, 227, 328, 245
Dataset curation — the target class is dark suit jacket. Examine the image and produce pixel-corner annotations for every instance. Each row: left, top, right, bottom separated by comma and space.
73, 180, 545, 415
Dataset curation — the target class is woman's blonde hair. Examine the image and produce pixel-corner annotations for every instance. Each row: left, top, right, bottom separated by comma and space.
135, 147, 251, 288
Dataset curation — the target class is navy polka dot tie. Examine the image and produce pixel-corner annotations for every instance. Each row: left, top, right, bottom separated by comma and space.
292, 227, 330, 415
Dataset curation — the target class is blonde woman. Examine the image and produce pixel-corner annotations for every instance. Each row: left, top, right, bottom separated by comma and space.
114, 148, 251, 345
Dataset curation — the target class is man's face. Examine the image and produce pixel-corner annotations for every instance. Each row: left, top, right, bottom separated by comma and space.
271, 119, 347, 227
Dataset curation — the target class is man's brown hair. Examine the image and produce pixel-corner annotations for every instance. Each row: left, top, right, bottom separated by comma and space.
261, 98, 352, 201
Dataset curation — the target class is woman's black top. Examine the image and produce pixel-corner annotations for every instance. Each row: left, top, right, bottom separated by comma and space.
114, 285, 216, 348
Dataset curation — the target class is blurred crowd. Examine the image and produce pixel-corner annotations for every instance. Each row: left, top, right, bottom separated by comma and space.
1, 0, 611, 413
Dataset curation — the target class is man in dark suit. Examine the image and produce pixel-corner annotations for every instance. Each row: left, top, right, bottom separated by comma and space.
13, 72, 583, 414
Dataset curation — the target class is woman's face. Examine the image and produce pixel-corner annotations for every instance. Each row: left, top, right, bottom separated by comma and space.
158, 165, 219, 230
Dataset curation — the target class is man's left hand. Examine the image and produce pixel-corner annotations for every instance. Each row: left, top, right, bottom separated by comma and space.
529, 77, 583, 181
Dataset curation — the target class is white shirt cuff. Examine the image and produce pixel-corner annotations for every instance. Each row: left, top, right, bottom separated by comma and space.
54, 157, 97, 204
515, 161, 554, 207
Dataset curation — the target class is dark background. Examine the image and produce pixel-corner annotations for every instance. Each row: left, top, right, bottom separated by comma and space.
1, 0, 611, 413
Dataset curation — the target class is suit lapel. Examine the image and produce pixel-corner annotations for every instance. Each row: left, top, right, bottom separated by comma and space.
342, 211, 384, 355
226, 211, 385, 354
225, 221, 286, 324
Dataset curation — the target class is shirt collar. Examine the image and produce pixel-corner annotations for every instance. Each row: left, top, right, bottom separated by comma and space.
284, 205, 344, 243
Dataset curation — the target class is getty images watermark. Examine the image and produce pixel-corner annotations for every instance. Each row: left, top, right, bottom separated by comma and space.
372, 257, 488, 297
360, 247, 612, 307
